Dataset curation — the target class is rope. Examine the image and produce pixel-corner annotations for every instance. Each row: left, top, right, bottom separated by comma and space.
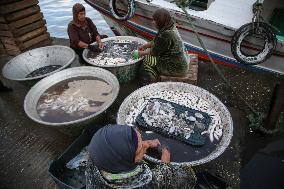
174, 0, 279, 134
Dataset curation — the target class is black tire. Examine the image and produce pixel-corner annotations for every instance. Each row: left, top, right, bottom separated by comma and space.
109, 0, 135, 21
231, 22, 277, 65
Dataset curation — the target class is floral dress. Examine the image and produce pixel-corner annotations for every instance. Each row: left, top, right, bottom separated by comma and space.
85, 158, 196, 189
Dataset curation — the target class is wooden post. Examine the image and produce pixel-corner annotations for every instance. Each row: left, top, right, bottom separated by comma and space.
0, 0, 50, 56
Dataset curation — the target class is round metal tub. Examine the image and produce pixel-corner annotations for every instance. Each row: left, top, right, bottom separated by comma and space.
24, 67, 119, 136
83, 36, 147, 83
117, 82, 233, 166
2, 45, 75, 86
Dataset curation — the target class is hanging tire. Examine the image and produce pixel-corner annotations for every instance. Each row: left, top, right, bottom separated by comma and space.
231, 22, 277, 65
109, 0, 135, 21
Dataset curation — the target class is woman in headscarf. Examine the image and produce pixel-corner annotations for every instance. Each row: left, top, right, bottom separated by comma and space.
138, 8, 189, 83
67, 3, 107, 63
86, 124, 196, 188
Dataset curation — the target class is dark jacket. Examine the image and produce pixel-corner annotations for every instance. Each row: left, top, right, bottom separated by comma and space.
67, 17, 99, 51
151, 25, 189, 77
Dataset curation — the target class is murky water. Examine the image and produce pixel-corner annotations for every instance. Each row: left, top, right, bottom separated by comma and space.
37, 76, 113, 123
87, 40, 142, 65
141, 128, 221, 163
26, 65, 62, 78
39, 0, 114, 38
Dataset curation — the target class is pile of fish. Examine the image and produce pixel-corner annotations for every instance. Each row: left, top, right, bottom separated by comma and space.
88, 39, 141, 66
141, 100, 202, 140
26, 65, 62, 78
126, 90, 223, 143
37, 94, 91, 117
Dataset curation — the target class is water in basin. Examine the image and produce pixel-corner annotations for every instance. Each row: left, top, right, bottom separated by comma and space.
36, 76, 113, 123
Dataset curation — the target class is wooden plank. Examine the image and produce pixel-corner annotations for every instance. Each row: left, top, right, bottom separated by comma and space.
9, 12, 43, 29
20, 32, 50, 50
0, 23, 10, 30
13, 19, 46, 37
6, 49, 20, 56
0, 0, 21, 6
0, 48, 7, 56
0, 17, 6, 23
17, 26, 46, 42
3, 43, 20, 51
0, 30, 13, 37
5, 5, 40, 22
0, 36, 16, 45
0, 0, 38, 14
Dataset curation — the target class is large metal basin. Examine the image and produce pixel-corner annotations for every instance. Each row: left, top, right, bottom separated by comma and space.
117, 82, 233, 166
2, 45, 75, 86
83, 36, 147, 83
24, 67, 119, 136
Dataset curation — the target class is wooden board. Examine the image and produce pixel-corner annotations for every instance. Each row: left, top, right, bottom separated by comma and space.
20, 32, 50, 49
9, 12, 43, 29
0, 0, 21, 6
0, 0, 38, 15
13, 19, 46, 37
0, 17, 6, 24
5, 5, 40, 22
0, 30, 13, 37
0, 36, 16, 45
0, 23, 10, 31
17, 26, 46, 42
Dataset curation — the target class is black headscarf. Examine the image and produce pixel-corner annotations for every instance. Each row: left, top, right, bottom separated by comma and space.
153, 8, 175, 33
88, 124, 138, 173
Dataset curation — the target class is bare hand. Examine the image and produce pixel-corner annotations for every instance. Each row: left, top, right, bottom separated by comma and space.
98, 42, 104, 50
161, 147, 171, 163
138, 45, 145, 51
143, 139, 161, 148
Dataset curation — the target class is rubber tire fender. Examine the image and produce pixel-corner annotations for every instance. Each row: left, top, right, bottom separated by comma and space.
231, 22, 277, 65
110, 0, 135, 21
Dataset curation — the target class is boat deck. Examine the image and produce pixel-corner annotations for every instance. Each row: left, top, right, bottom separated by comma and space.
139, 0, 255, 29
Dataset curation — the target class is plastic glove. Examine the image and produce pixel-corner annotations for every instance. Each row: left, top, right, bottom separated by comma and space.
88, 44, 102, 52
132, 50, 140, 59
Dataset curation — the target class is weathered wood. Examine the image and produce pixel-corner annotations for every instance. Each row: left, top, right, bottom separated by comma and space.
0, 17, 6, 24
9, 12, 43, 29
5, 5, 40, 22
0, 0, 38, 14
17, 26, 46, 42
0, 30, 13, 37
0, 36, 16, 45
0, 0, 21, 6
20, 32, 50, 49
0, 48, 7, 56
13, 19, 46, 37
0, 23, 9, 31
3, 43, 20, 51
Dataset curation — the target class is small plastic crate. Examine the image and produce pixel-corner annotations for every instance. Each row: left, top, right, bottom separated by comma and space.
48, 125, 101, 189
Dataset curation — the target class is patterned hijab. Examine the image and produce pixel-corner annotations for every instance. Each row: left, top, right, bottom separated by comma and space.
71, 3, 87, 28
88, 124, 138, 173
153, 8, 175, 33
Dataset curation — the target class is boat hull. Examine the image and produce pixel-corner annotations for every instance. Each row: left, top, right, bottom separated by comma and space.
85, 0, 284, 74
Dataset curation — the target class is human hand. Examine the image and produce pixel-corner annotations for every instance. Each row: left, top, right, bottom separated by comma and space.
88, 44, 102, 52
98, 42, 104, 50
138, 45, 145, 51
161, 147, 171, 163
143, 139, 161, 149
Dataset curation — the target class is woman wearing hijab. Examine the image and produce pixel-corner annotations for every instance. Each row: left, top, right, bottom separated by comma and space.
86, 124, 196, 189
67, 3, 107, 63
138, 8, 188, 83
